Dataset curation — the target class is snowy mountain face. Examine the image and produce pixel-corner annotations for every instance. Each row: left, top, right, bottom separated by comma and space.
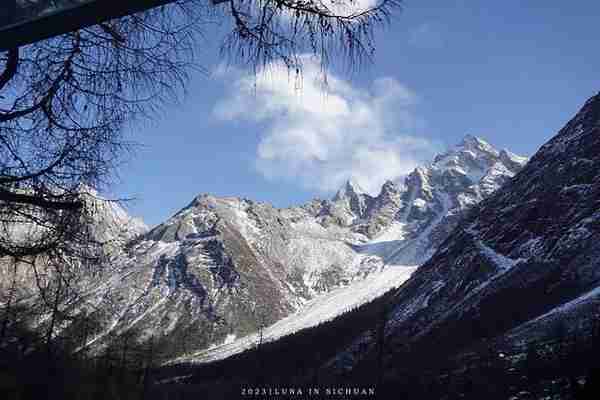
329, 93, 600, 378
296, 134, 527, 267
57, 135, 523, 362
1, 136, 525, 362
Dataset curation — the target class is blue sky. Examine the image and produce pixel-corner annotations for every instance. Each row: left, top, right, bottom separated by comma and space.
112, 0, 600, 227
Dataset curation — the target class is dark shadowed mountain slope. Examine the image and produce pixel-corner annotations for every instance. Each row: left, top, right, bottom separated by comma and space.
326, 93, 600, 396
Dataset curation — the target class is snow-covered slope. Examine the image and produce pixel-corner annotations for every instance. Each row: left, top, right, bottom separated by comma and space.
175, 265, 417, 365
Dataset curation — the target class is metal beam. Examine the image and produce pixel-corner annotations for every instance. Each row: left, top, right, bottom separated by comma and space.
0, 0, 182, 51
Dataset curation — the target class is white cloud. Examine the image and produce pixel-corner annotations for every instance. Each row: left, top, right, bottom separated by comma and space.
277, 0, 379, 19
213, 57, 439, 195
327, 0, 379, 16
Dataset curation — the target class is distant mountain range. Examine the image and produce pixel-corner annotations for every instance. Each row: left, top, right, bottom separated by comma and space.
35, 133, 524, 362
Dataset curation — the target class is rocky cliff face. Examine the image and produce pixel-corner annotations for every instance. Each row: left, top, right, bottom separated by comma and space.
329, 93, 600, 378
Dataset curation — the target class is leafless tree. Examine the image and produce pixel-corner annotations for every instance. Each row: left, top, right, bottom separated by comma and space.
221, 0, 401, 72
0, 3, 209, 265
1, 0, 402, 261
0, 0, 403, 358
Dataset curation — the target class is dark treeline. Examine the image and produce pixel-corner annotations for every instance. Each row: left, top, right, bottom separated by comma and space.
0, 301, 162, 400
0, 281, 398, 399
153, 287, 400, 399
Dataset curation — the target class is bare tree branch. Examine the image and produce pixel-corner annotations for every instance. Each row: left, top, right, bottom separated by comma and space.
0, 0, 402, 359
0, 188, 82, 211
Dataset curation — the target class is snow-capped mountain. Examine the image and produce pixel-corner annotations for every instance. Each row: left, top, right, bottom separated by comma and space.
288, 134, 526, 267
3, 135, 525, 362
328, 93, 600, 384
64, 135, 523, 362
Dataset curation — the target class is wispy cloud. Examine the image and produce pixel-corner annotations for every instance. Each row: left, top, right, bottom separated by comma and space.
213, 57, 439, 195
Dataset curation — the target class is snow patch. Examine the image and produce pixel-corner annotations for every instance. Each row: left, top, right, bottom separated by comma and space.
465, 226, 525, 271
224, 334, 237, 344
413, 198, 427, 209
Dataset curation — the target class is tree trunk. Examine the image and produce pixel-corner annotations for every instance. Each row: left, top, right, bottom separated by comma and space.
0, 262, 18, 343
46, 272, 63, 362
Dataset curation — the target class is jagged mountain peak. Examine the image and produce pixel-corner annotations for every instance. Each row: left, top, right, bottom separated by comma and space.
332, 179, 368, 201
434, 134, 498, 164
459, 134, 498, 153
428, 135, 526, 187
328, 179, 373, 223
